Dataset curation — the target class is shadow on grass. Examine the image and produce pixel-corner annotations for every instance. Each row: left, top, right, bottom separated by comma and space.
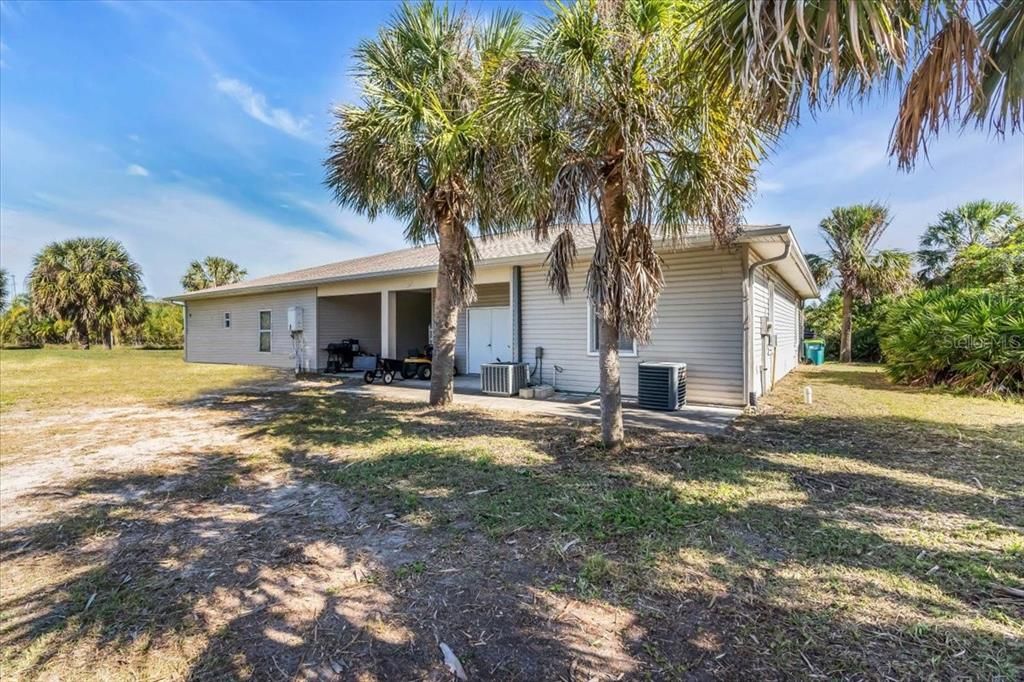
3, 375, 1021, 679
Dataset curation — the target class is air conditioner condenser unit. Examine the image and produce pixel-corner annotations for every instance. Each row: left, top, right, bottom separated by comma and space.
637, 362, 687, 411
480, 362, 529, 396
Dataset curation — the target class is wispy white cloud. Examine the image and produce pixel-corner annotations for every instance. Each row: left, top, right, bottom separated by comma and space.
126, 163, 150, 177
0, 186, 391, 297
214, 76, 310, 139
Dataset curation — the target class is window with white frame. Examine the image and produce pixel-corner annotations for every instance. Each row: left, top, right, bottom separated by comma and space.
258, 310, 272, 352
223, 312, 231, 328
587, 302, 637, 356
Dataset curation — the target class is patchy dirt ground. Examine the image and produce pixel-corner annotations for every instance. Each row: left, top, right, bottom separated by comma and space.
1, 358, 1022, 680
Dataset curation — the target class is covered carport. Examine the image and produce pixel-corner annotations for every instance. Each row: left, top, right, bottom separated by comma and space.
316, 292, 381, 370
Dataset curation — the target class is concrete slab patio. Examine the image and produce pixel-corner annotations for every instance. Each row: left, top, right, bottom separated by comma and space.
330, 375, 741, 436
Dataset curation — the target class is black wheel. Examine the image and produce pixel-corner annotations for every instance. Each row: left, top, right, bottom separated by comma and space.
364, 371, 375, 384
383, 371, 394, 385
401, 362, 418, 379
417, 364, 431, 380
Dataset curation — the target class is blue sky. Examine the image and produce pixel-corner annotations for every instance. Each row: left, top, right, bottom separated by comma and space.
1, 0, 1022, 298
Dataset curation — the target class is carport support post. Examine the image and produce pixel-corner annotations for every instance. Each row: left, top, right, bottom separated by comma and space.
380, 290, 397, 359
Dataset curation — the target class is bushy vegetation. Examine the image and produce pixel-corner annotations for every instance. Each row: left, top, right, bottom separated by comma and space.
2, 238, 190, 349
805, 200, 1022, 397
122, 301, 184, 348
880, 284, 1024, 395
1, 299, 183, 349
877, 222, 1024, 395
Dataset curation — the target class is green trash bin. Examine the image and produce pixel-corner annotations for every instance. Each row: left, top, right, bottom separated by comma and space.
803, 339, 825, 365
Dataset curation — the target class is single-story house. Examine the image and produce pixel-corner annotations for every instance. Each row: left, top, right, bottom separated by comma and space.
169, 225, 819, 407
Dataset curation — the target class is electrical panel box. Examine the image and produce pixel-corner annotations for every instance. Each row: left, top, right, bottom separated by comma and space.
287, 306, 304, 332
767, 333, 778, 348
759, 316, 773, 336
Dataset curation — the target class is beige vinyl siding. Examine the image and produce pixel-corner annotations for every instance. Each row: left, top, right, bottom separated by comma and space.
455, 282, 510, 373
316, 293, 381, 368
185, 288, 317, 371
752, 270, 771, 397
751, 268, 800, 396
521, 247, 745, 406
771, 276, 799, 382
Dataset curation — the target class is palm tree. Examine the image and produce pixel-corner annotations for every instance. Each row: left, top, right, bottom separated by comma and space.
28, 237, 145, 349
180, 256, 248, 292
324, 1, 526, 406
810, 204, 913, 362
697, 0, 1023, 170
918, 199, 1022, 283
491, 0, 772, 450
0, 267, 9, 311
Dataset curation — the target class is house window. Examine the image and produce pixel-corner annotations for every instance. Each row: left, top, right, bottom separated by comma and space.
587, 302, 637, 356
223, 312, 231, 328
258, 310, 272, 352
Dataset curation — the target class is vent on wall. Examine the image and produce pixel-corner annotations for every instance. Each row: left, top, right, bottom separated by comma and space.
480, 362, 529, 396
638, 362, 687, 411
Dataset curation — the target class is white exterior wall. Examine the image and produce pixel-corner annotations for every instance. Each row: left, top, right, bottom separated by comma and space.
520, 247, 746, 406
185, 288, 318, 371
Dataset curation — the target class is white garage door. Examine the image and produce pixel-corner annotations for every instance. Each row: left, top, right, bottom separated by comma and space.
467, 307, 512, 373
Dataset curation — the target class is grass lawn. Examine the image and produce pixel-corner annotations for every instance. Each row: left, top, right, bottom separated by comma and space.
0, 350, 1021, 679
0, 347, 276, 412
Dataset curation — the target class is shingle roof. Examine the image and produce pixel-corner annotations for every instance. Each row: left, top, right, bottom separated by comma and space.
171, 224, 791, 300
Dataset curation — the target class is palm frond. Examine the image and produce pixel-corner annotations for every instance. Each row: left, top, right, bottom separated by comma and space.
805, 253, 835, 289
543, 227, 579, 301
891, 11, 982, 170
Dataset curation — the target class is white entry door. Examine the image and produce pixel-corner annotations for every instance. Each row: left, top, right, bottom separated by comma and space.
467, 307, 512, 373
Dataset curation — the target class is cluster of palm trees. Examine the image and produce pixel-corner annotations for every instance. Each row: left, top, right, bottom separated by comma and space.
805, 198, 1022, 364
1, 240, 247, 349
325, 0, 1022, 450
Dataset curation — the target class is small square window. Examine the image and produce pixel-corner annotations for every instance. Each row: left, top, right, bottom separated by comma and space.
258, 310, 272, 352
587, 303, 636, 356
223, 312, 231, 328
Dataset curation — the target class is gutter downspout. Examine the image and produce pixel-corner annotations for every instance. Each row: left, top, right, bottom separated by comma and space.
743, 238, 791, 407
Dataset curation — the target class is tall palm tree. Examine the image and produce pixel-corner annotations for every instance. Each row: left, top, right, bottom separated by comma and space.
324, 0, 526, 406
28, 237, 144, 349
0, 267, 9, 311
918, 199, 1022, 282
180, 256, 248, 292
491, 0, 772, 450
697, 0, 1024, 170
811, 204, 913, 362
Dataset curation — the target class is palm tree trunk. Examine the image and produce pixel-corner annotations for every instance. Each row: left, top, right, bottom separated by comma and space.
840, 290, 853, 363
103, 328, 113, 350
77, 322, 90, 350
429, 212, 462, 406
597, 152, 627, 452
598, 317, 624, 451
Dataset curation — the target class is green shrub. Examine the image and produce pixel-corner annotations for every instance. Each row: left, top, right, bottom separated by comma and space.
946, 225, 1024, 289
879, 285, 1024, 395
121, 301, 184, 348
0, 296, 68, 347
